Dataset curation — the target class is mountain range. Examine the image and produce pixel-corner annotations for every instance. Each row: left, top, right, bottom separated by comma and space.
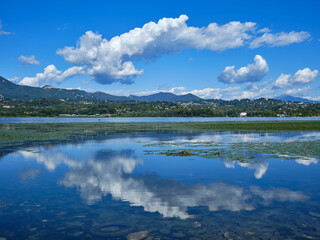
0, 76, 200, 102
274, 94, 319, 103
0, 76, 318, 103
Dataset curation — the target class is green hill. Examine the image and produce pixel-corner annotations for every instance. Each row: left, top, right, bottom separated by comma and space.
0, 76, 95, 101
0, 76, 203, 102
129, 92, 202, 102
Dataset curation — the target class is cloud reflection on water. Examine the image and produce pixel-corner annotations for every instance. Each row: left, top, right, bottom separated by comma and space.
18, 148, 308, 219
295, 157, 318, 166
222, 159, 269, 179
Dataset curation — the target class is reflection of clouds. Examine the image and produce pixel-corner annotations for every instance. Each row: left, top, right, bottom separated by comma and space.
17, 139, 310, 219
279, 154, 319, 166
146, 132, 267, 146
187, 134, 223, 143
250, 186, 308, 202
180, 133, 259, 144
222, 160, 269, 179
19, 150, 83, 171
295, 157, 318, 166
239, 161, 269, 179
285, 132, 320, 142
61, 151, 142, 205
19, 168, 40, 179
223, 160, 236, 168
237, 134, 258, 143
62, 164, 255, 218
57, 151, 306, 219
176, 131, 320, 144
60, 154, 255, 218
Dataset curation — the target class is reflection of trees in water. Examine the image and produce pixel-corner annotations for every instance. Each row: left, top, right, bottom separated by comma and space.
19, 148, 308, 219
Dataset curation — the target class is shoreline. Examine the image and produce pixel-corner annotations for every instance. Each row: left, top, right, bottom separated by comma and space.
1, 121, 320, 141
1, 116, 320, 124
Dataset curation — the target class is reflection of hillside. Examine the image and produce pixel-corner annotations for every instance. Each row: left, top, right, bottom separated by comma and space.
19, 149, 308, 219
20, 150, 83, 171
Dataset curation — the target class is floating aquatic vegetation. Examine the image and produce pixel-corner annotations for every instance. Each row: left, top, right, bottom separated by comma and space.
143, 140, 320, 163
143, 141, 220, 148
156, 150, 196, 157
228, 140, 320, 160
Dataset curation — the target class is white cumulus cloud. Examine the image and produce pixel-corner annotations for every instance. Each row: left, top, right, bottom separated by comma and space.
284, 86, 311, 96
18, 55, 40, 65
186, 87, 240, 99
218, 55, 269, 84
273, 68, 318, 88
169, 87, 186, 94
273, 73, 292, 88
20, 64, 84, 87
304, 96, 320, 102
250, 31, 310, 48
21, 15, 311, 86
56, 15, 257, 85
8, 77, 20, 83
292, 68, 319, 84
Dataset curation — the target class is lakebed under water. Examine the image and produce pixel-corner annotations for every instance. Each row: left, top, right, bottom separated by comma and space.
0, 130, 320, 239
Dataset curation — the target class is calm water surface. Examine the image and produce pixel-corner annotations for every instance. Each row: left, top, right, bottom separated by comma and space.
0, 131, 320, 239
0, 116, 320, 123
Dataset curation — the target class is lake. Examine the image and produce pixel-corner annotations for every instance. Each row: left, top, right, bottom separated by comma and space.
0, 130, 320, 239
1, 116, 320, 123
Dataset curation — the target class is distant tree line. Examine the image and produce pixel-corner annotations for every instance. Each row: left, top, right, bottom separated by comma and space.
0, 98, 319, 117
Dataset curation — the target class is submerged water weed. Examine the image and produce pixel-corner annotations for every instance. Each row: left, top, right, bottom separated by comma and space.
228, 140, 320, 160
156, 150, 196, 157
143, 141, 220, 148
144, 140, 320, 163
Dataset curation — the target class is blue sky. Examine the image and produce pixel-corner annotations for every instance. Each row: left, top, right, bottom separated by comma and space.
0, 0, 319, 100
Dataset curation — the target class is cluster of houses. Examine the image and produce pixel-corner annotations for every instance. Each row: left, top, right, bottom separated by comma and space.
2, 105, 14, 109
59, 113, 112, 117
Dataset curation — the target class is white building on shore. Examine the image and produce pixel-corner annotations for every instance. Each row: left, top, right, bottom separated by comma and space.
239, 112, 247, 117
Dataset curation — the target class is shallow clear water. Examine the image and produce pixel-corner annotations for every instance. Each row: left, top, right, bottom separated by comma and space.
0, 116, 320, 123
0, 131, 320, 239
